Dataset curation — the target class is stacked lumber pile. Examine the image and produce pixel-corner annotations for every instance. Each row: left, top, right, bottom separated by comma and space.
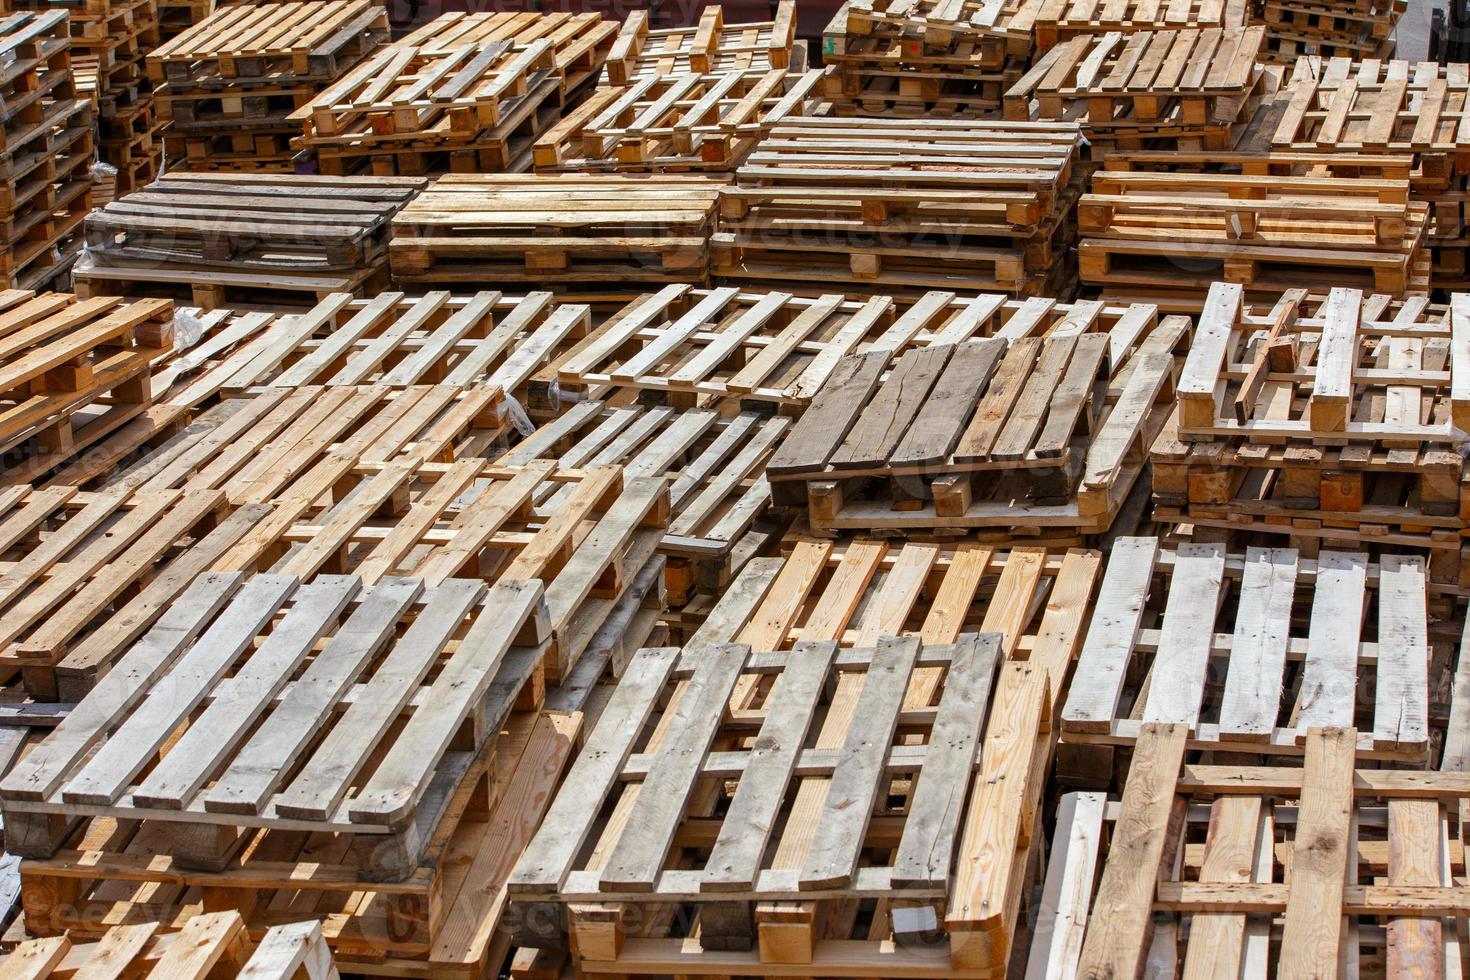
1077, 169, 1431, 302
1005, 26, 1272, 154
389, 174, 724, 296
73, 173, 427, 308
510, 538, 1101, 978
820, 0, 1034, 116
764, 295, 1181, 537
0, 290, 172, 487
0, 11, 93, 289
1258, 0, 1405, 62
601, 2, 798, 84
712, 116, 1084, 296
149, 0, 389, 171
1151, 283, 1469, 586
533, 66, 827, 174
290, 11, 617, 177
1267, 58, 1470, 291
5, 914, 341, 978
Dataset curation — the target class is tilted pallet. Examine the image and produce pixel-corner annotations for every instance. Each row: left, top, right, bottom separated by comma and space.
291, 11, 616, 178
1031, 0, 1250, 49
1258, 0, 1404, 63
389, 174, 724, 290
5, 914, 341, 979
161, 290, 592, 409
509, 538, 1101, 978
1077, 171, 1432, 297
1151, 284, 1468, 580
766, 302, 1183, 533
73, 173, 428, 309
1037, 726, 1466, 977
1005, 26, 1269, 153
712, 116, 1083, 296
0, 290, 172, 481
533, 67, 826, 174
602, 2, 796, 85
149, 0, 389, 171
1061, 536, 1442, 768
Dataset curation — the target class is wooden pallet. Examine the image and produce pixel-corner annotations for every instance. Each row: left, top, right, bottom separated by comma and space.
836, 0, 1040, 58
73, 173, 426, 308
767, 306, 1183, 533
533, 67, 825, 174
1061, 536, 1444, 768
389, 174, 723, 287
1258, 0, 1404, 63
1005, 26, 1268, 153
1036, 726, 1467, 977
1150, 284, 1468, 579
156, 0, 213, 40
712, 116, 1082, 295
4, 914, 340, 979
1031, 0, 1249, 48
1078, 171, 1432, 296
603, 2, 796, 85
508, 538, 1101, 977
162, 290, 591, 410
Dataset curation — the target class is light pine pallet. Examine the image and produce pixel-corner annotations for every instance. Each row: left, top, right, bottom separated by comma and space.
1031, 0, 1249, 49
602, 2, 796, 85
510, 537, 1102, 978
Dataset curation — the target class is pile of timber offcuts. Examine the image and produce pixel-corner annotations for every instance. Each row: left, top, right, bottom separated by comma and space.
0, 11, 94, 290
1077, 169, 1432, 304
1005, 26, 1273, 154
601, 2, 798, 84
71, 173, 427, 308
1265, 58, 1470, 290
712, 116, 1085, 295
1151, 283, 1470, 587
289, 11, 618, 177
819, 0, 1034, 116
148, 0, 389, 171
532, 66, 828, 174
1257, 0, 1405, 62
388, 174, 724, 298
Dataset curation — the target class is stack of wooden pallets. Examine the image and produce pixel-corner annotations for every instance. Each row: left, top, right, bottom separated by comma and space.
1005, 26, 1272, 155
5, 914, 342, 978
1151, 283, 1470, 587
601, 2, 798, 85
0, 11, 94, 289
290, 11, 617, 177
1267, 58, 1470, 291
712, 116, 1084, 296
509, 538, 1101, 978
1077, 169, 1432, 301
1258, 0, 1405, 62
148, 0, 389, 171
532, 66, 827, 174
820, 0, 1034, 116
389, 174, 724, 299
73, 173, 427, 309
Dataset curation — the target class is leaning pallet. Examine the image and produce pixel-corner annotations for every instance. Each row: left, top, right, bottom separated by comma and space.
765, 304, 1184, 534
1004, 26, 1271, 154
73, 173, 428, 309
1061, 536, 1445, 775
291, 11, 617, 177
0, 290, 172, 484
1077, 170, 1432, 298
1030, 0, 1250, 49
389, 174, 723, 297
1151, 283, 1470, 587
148, 0, 389, 171
532, 67, 827, 174
4, 914, 339, 979
0, 10, 95, 289
0, 569, 584, 978
508, 536, 1102, 978
1258, 0, 1404, 63
602, 2, 797, 85
1033, 726, 1466, 976
712, 116, 1084, 296
1267, 58, 1470, 290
